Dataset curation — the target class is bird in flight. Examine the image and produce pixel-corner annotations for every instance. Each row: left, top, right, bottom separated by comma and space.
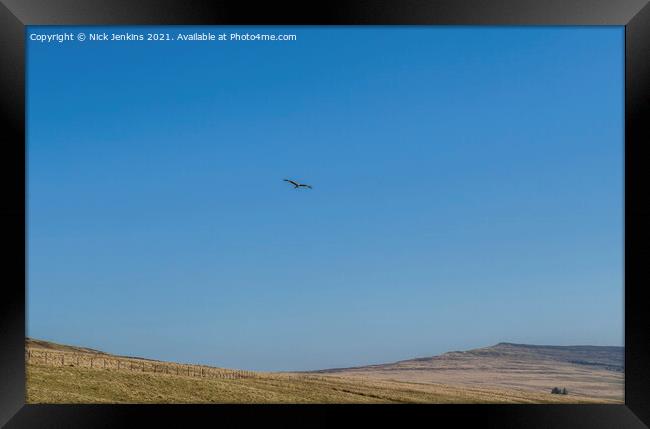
284, 179, 312, 189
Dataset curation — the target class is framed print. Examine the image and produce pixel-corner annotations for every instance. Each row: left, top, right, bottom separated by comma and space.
1, 0, 649, 427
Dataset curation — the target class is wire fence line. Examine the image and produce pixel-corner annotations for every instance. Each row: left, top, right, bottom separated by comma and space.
25, 348, 261, 380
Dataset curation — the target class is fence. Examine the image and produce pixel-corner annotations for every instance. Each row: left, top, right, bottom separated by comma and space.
26, 348, 260, 380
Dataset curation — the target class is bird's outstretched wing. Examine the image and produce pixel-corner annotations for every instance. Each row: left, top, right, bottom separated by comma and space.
284, 179, 299, 187
301, 184, 313, 189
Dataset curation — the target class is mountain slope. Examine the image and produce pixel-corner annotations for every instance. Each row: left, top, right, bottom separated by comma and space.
26, 338, 609, 404
308, 343, 624, 401
26, 338, 108, 355
26, 339, 623, 402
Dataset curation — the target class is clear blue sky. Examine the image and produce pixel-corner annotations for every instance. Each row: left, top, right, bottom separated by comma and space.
27, 26, 624, 371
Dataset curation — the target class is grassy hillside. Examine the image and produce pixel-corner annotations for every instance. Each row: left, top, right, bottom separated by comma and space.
26, 338, 108, 355
26, 339, 622, 404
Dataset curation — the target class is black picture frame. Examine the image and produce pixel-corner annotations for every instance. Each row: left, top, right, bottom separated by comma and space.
1, 1, 649, 427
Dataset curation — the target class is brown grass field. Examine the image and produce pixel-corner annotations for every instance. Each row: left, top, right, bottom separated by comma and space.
25, 339, 622, 404
27, 363, 610, 404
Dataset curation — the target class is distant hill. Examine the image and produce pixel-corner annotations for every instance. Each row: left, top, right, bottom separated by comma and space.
404, 342, 623, 372
313, 342, 624, 372
308, 342, 624, 401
